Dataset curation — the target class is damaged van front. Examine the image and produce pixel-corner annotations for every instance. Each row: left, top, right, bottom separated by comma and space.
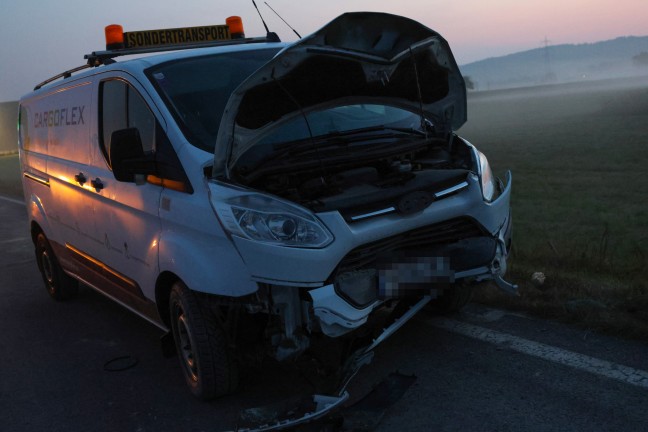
205, 12, 514, 375
23, 7, 514, 415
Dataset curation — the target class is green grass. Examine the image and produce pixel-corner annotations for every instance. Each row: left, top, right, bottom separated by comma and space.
459, 77, 648, 339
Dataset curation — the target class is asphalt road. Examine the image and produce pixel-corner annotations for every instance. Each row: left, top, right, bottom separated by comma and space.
1, 196, 647, 432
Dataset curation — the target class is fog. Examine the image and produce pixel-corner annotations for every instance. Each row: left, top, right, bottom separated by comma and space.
461, 36, 648, 91
0, 102, 18, 154
466, 63, 648, 92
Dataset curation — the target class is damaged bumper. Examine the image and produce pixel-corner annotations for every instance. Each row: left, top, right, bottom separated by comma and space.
224, 179, 514, 430
310, 206, 515, 338
231, 371, 418, 432
230, 297, 430, 431
233, 392, 350, 432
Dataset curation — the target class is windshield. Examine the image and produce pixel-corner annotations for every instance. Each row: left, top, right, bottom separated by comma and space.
147, 48, 281, 152
233, 104, 427, 173
262, 105, 421, 144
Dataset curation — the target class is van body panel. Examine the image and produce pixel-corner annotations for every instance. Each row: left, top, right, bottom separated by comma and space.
157, 188, 259, 297
50, 239, 161, 323
23, 81, 95, 255
26, 192, 53, 239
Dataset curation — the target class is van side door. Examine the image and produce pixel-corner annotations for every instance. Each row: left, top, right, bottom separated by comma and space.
77, 75, 164, 322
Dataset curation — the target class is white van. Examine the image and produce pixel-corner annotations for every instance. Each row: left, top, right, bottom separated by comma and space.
19, 12, 514, 402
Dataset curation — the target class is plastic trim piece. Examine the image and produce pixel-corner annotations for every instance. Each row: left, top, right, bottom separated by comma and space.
434, 181, 469, 199
23, 172, 50, 187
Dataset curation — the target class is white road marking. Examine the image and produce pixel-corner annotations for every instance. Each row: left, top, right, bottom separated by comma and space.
0, 237, 29, 245
0, 195, 25, 206
424, 317, 648, 390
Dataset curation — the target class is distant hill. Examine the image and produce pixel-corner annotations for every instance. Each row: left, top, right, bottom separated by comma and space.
460, 36, 648, 90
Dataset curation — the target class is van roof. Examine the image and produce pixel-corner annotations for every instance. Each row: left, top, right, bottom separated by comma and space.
32, 36, 286, 93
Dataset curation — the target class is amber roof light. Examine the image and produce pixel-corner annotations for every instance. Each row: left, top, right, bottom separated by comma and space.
226, 16, 245, 39
105, 24, 124, 50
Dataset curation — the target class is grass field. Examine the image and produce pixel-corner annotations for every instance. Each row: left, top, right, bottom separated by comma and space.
459, 76, 648, 339
2, 75, 647, 339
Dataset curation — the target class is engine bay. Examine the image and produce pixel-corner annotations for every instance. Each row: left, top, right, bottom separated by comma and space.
233, 135, 476, 216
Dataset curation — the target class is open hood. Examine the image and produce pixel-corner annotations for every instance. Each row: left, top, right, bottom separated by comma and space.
213, 12, 466, 176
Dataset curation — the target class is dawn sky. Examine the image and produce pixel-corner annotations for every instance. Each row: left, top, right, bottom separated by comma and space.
1, 0, 646, 102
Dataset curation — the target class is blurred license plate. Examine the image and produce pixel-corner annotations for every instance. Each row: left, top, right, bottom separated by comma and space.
378, 256, 454, 299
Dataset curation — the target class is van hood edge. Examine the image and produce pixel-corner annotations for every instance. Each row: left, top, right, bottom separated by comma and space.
213, 12, 467, 177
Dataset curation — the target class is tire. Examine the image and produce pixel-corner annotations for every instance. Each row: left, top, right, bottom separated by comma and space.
35, 232, 78, 301
169, 281, 238, 400
428, 282, 474, 313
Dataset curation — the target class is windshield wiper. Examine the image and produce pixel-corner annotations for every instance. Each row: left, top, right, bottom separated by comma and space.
320, 124, 427, 139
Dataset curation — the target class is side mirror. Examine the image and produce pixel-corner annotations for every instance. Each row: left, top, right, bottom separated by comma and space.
109, 128, 155, 182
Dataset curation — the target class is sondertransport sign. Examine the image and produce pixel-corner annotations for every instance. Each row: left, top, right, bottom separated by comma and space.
124, 25, 231, 48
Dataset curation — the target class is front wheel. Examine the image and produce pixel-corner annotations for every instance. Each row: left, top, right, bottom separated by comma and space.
35, 233, 78, 301
169, 281, 238, 400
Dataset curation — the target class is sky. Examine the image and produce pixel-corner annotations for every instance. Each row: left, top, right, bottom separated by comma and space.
1, 0, 647, 102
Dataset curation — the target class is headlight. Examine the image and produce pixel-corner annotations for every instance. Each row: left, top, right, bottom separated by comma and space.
213, 194, 334, 248
478, 151, 498, 202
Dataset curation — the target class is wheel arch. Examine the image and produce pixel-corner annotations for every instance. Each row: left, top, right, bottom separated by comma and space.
155, 271, 181, 327
30, 220, 44, 244
25, 193, 54, 243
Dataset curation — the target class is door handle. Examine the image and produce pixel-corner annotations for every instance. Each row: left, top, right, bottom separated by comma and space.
74, 173, 87, 185
91, 178, 104, 191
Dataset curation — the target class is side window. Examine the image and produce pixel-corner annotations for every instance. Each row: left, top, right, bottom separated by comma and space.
128, 88, 155, 152
101, 80, 127, 161
100, 79, 156, 166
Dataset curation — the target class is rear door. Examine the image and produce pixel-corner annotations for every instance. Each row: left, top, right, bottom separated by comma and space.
32, 81, 96, 263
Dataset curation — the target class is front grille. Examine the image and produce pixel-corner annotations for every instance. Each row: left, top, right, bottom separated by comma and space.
336, 217, 486, 274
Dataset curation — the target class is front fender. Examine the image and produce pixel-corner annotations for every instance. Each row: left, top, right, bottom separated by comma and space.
158, 228, 258, 297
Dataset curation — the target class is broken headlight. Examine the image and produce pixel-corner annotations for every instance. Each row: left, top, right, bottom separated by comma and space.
214, 194, 334, 248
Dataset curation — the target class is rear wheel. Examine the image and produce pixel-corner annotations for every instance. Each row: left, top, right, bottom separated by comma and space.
35, 233, 78, 301
428, 282, 474, 313
169, 281, 238, 400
